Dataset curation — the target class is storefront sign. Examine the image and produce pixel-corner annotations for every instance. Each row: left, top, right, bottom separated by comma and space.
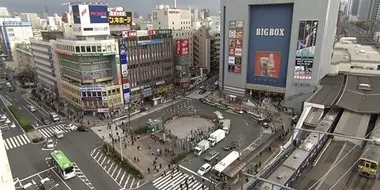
137, 39, 164, 46
97, 108, 109, 113
80, 87, 106, 92
81, 97, 102, 101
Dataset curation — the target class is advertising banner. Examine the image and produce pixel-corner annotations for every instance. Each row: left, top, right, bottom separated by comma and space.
137, 39, 164, 46
80, 87, 106, 92
118, 39, 130, 105
81, 97, 102, 101
227, 20, 244, 74
47, 48, 55, 77
158, 29, 172, 35
72, 5, 81, 24
176, 39, 189, 56
254, 51, 281, 78
89, 5, 108, 24
294, 20, 318, 79
109, 13, 132, 25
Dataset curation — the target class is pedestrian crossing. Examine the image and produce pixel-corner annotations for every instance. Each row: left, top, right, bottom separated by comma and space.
3, 134, 31, 150
38, 124, 72, 139
3, 124, 73, 151
153, 170, 209, 190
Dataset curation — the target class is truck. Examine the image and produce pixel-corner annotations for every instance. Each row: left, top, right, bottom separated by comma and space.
214, 111, 224, 124
208, 129, 226, 146
204, 150, 220, 162
222, 119, 231, 134
194, 140, 210, 156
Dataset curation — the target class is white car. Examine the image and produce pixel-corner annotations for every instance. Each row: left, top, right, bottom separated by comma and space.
10, 122, 16, 128
66, 124, 78, 131
0, 114, 6, 122
27, 105, 36, 112
5, 119, 11, 124
45, 138, 55, 148
197, 163, 212, 176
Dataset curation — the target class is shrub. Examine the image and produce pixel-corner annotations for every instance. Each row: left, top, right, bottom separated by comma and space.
8, 106, 33, 132
133, 125, 151, 135
170, 151, 191, 164
101, 144, 144, 179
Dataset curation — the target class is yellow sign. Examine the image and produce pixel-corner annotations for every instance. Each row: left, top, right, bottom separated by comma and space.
109, 16, 132, 25
156, 85, 172, 94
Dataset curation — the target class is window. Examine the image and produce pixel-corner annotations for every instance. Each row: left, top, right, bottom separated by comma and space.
75, 46, 80, 52
81, 46, 85, 52
91, 46, 96, 52
97, 46, 101, 52
86, 46, 91, 52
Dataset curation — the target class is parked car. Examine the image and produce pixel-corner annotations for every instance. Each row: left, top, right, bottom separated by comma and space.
199, 89, 207, 95
199, 98, 207, 104
65, 124, 77, 131
0, 114, 6, 122
27, 105, 36, 112
197, 163, 212, 176
45, 138, 55, 149
223, 141, 239, 151
204, 150, 219, 162
77, 125, 88, 132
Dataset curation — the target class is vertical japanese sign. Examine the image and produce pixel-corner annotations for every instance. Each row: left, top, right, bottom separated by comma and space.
47, 47, 55, 77
228, 20, 243, 73
118, 39, 130, 104
176, 39, 189, 56
294, 20, 318, 79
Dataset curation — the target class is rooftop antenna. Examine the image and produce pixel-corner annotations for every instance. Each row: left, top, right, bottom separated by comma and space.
174, 0, 177, 9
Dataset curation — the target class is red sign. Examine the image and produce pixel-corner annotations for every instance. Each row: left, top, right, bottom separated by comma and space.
122, 30, 137, 38
176, 39, 189, 56
254, 51, 281, 78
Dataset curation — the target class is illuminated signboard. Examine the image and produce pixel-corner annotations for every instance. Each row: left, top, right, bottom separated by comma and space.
109, 12, 132, 25
89, 5, 108, 24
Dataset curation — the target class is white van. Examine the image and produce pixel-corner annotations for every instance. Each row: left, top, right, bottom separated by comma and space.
54, 129, 64, 139
222, 119, 231, 134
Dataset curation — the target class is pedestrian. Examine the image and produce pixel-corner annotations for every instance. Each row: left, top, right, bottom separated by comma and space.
137, 157, 140, 162
159, 163, 162, 169
134, 157, 136, 162
147, 167, 151, 174
124, 142, 127, 148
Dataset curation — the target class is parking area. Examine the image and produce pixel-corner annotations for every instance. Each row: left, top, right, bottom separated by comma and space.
90, 147, 146, 189
14, 166, 90, 190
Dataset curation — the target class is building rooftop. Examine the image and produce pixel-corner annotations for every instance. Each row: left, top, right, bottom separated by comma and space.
333, 41, 380, 63
336, 75, 380, 113
307, 75, 345, 107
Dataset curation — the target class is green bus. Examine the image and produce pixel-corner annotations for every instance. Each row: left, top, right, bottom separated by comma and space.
50, 150, 76, 180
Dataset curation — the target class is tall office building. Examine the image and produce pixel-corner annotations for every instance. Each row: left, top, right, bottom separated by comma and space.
0, 21, 33, 61
55, 3, 123, 113
151, 5, 192, 30
172, 30, 192, 87
351, 0, 360, 16
119, 29, 174, 108
359, 0, 380, 21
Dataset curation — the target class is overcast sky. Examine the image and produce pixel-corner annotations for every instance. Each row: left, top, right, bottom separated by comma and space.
1, 0, 219, 17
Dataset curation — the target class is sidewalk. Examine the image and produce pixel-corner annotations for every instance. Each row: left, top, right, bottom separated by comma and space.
91, 125, 173, 181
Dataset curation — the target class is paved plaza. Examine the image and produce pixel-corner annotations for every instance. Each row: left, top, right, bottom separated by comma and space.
165, 116, 215, 139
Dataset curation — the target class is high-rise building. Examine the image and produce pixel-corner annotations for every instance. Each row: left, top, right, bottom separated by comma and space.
193, 26, 219, 75
118, 29, 174, 108
30, 39, 59, 95
0, 7, 11, 17
0, 21, 33, 61
219, 0, 340, 112
53, 3, 124, 113
359, 0, 380, 21
351, 0, 360, 16
172, 30, 193, 87
152, 5, 192, 30
20, 13, 40, 28
199, 9, 210, 20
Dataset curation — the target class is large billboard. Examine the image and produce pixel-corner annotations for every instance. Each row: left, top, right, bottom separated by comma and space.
72, 5, 108, 24
294, 20, 318, 79
176, 39, 189, 56
227, 20, 244, 73
246, 4, 293, 87
254, 52, 281, 78
109, 12, 132, 25
118, 39, 130, 104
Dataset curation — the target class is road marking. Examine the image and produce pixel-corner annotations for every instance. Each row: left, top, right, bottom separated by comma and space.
107, 163, 114, 173
16, 136, 23, 146
97, 154, 103, 162
6, 139, 13, 149
115, 168, 122, 180
4, 140, 8, 150
111, 166, 118, 177
100, 156, 106, 165
9, 138, 16, 148
124, 175, 130, 188
22, 105, 43, 126
107, 158, 110, 164
19, 135, 27, 144
50, 168, 73, 190
72, 163, 95, 190
18, 166, 56, 183
93, 150, 100, 159
119, 172, 126, 184
136, 180, 140, 188
129, 178, 135, 189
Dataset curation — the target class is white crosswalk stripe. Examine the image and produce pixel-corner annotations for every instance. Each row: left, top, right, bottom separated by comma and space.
152, 170, 209, 190
3, 124, 73, 151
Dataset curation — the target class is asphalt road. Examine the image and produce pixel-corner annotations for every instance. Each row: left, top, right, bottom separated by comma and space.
0, 93, 24, 138
8, 128, 120, 190
3, 88, 46, 127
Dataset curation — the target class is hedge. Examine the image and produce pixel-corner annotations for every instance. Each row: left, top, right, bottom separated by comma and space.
170, 151, 191, 164
101, 144, 144, 179
8, 106, 33, 132
133, 125, 151, 135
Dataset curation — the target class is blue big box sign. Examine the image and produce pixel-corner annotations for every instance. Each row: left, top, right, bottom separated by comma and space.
246, 4, 293, 88
89, 5, 108, 24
